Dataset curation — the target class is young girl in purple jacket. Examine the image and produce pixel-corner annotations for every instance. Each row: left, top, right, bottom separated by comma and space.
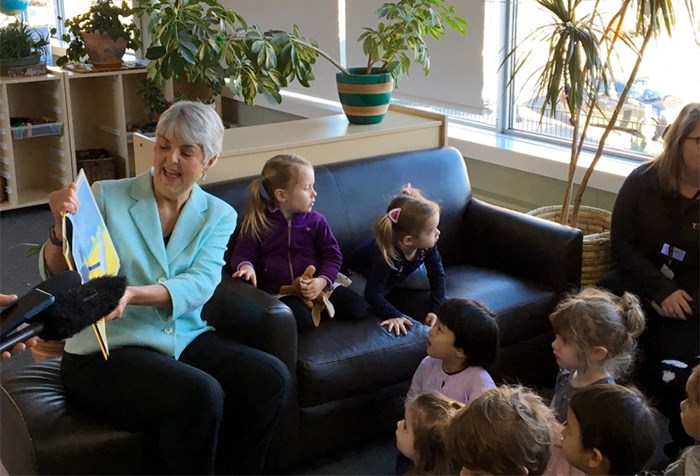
229, 154, 366, 331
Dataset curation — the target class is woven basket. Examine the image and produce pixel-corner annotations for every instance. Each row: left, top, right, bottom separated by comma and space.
528, 205, 614, 287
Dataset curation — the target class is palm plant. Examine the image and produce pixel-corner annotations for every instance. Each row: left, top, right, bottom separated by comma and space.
506, 0, 696, 227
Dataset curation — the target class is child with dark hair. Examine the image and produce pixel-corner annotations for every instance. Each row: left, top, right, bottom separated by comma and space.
395, 391, 463, 475
562, 383, 658, 475
446, 385, 556, 476
407, 298, 499, 404
664, 365, 700, 475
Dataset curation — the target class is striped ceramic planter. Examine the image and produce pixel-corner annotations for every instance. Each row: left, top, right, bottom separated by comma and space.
336, 68, 394, 124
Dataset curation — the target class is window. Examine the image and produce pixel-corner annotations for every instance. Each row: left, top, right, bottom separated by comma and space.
507, 0, 700, 158
1, 1, 135, 63
4, 0, 697, 160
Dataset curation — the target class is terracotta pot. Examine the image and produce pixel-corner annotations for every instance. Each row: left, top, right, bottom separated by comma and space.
82, 31, 126, 70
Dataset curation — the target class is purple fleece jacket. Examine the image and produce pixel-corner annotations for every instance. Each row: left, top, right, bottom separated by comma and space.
229, 208, 343, 294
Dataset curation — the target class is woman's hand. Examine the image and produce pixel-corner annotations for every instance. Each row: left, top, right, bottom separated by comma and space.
380, 316, 414, 336
424, 312, 437, 327
300, 277, 326, 300
232, 264, 257, 287
652, 289, 693, 320
48, 183, 79, 230
0, 293, 39, 359
103, 286, 134, 321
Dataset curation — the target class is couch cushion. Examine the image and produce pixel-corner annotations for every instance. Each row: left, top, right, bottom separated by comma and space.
0, 358, 152, 475
390, 266, 559, 347
296, 317, 428, 407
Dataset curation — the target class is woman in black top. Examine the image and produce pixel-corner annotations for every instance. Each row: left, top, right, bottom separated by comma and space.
599, 102, 700, 458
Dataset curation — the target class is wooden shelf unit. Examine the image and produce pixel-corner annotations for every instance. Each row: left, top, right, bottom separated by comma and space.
59, 67, 151, 181
0, 72, 72, 211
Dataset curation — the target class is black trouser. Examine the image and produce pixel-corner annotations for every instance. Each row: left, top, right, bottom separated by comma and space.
61, 331, 291, 475
280, 285, 368, 332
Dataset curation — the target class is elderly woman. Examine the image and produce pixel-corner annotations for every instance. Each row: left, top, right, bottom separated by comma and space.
599, 102, 699, 459
41, 101, 290, 475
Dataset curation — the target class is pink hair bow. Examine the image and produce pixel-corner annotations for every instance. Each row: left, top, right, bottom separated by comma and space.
388, 207, 401, 224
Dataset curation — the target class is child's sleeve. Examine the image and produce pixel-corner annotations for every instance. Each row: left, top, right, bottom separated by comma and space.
407, 357, 428, 400
313, 216, 342, 286
425, 247, 446, 313
365, 250, 405, 320
229, 229, 260, 272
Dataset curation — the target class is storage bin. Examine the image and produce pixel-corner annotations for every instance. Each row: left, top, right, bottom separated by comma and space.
11, 122, 63, 140
76, 148, 115, 183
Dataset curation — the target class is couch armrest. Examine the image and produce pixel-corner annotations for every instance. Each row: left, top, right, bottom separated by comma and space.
202, 273, 297, 379
462, 198, 583, 291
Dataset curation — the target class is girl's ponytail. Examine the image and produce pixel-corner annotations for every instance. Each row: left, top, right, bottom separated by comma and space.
619, 292, 645, 338
375, 214, 400, 269
241, 176, 273, 242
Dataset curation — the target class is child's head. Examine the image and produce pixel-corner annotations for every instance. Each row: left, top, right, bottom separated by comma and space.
446, 385, 555, 476
563, 383, 658, 475
549, 287, 645, 377
374, 185, 440, 268
241, 154, 315, 239
428, 298, 499, 370
396, 391, 463, 475
680, 365, 700, 441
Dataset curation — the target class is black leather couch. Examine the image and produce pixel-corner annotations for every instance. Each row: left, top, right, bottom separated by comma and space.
0, 146, 582, 474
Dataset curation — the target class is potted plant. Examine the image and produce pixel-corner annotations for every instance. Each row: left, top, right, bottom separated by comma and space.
0, 20, 49, 76
53, 0, 140, 70
504, 0, 694, 285
135, 0, 466, 125
274, 0, 468, 124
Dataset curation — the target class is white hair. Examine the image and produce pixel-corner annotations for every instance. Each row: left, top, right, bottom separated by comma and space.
155, 100, 224, 164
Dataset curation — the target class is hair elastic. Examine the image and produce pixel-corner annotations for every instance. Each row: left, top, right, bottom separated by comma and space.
388, 207, 401, 224
258, 176, 273, 201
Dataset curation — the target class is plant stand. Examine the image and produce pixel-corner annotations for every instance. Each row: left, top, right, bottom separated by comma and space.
528, 205, 613, 287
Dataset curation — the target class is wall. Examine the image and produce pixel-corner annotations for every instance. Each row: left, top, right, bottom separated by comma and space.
463, 158, 617, 213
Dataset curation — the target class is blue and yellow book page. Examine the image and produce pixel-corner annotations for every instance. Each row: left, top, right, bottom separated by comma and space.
62, 169, 120, 359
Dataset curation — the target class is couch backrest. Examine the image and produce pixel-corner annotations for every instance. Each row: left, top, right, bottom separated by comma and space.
204, 146, 471, 267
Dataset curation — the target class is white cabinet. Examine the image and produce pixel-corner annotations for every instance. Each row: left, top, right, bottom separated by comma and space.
0, 72, 72, 210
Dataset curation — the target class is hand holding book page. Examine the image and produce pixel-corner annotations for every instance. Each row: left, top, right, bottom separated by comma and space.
62, 169, 120, 359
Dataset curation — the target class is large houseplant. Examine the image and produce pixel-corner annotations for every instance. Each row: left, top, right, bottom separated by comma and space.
0, 20, 49, 75
274, 0, 468, 123
134, 0, 466, 124
505, 0, 694, 285
53, 0, 140, 70
507, 0, 695, 227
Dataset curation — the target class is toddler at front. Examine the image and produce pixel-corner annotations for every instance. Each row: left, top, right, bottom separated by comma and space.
395, 391, 463, 475
561, 383, 658, 475
229, 154, 365, 331
344, 185, 445, 336
664, 365, 700, 475
549, 286, 645, 423
446, 385, 557, 475
408, 298, 498, 404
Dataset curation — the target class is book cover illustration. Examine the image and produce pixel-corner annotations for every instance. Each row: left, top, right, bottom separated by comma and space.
62, 169, 120, 359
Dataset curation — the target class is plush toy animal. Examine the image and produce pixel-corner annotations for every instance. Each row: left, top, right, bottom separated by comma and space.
279, 265, 334, 327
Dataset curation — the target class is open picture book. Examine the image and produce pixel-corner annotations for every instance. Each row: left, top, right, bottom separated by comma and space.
62, 169, 120, 359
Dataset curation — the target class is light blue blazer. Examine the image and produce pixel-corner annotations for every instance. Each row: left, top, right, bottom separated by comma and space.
62, 170, 237, 358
